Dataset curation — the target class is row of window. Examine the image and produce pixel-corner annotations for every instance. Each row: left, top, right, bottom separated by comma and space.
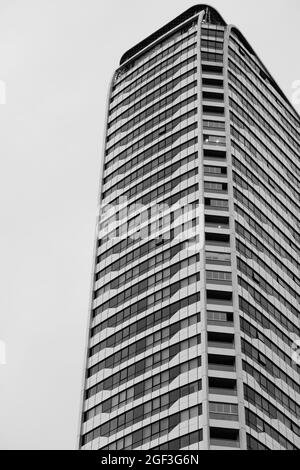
201, 27, 224, 39
102, 151, 197, 208
82, 380, 202, 444
232, 153, 300, 218
209, 402, 238, 420
230, 36, 287, 113
237, 240, 299, 302
230, 76, 300, 158
99, 167, 198, 237
203, 77, 223, 89
229, 40, 299, 131
206, 270, 232, 282
109, 56, 197, 116
107, 95, 197, 155
104, 138, 199, 199
241, 338, 300, 395
106, 108, 197, 167
206, 214, 228, 228
108, 81, 196, 141
238, 258, 299, 319
232, 138, 299, 205
205, 197, 228, 209
203, 104, 224, 117
239, 297, 300, 349
100, 194, 196, 254
201, 39, 223, 51
204, 181, 227, 193
207, 310, 233, 324
202, 51, 223, 63
228, 57, 299, 145
87, 333, 202, 397
244, 385, 300, 437
206, 232, 230, 247
108, 69, 196, 130
114, 22, 197, 87
96, 242, 196, 298
230, 103, 300, 182
153, 429, 203, 450
241, 317, 298, 373
204, 165, 227, 176
204, 148, 227, 161
94, 253, 198, 312
97, 214, 197, 270
228, 67, 300, 152
203, 134, 226, 146
86, 352, 201, 403
100, 404, 203, 450
103, 139, 197, 198
203, 91, 224, 103
242, 360, 300, 418
245, 408, 297, 450
105, 120, 197, 173
89, 310, 200, 362
203, 120, 225, 131
231, 102, 300, 194
96, 214, 197, 274
86, 354, 201, 418
93, 269, 199, 322
234, 171, 299, 245
202, 63, 223, 76
99, 183, 198, 249
96, 236, 190, 281
234, 189, 299, 258
239, 277, 300, 337
111, 42, 196, 102
246, 434, 269, 450
231, 124, 299, 192
206, 251, 231, 265
235, 207, 299, 271
88, 323, 201, 378
91, 291, 199, 338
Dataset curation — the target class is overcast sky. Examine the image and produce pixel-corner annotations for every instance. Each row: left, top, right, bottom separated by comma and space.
0, 0, 299, 450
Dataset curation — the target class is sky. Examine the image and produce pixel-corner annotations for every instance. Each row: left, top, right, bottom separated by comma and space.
0, 0, 299, 450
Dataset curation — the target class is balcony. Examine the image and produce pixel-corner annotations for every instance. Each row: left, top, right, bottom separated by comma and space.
208, 354, 235, 372
209, 377, 237, 396
207, 310, 233, 326
208, 331, 235, 350
210, 428, 240, 448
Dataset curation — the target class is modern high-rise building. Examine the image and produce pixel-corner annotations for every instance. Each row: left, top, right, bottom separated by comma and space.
78, 5, 300, 450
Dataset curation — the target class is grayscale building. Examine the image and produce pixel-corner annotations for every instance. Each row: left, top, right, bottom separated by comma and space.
79, 5, 300, 450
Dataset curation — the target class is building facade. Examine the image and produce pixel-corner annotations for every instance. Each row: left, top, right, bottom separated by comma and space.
79, 5, 300, 450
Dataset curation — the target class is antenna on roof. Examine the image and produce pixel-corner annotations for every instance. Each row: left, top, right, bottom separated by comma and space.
203, 6, 211, 24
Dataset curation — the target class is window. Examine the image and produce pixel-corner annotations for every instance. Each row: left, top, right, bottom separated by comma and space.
205, 198, 229, 209
202, 64, 223, 75
204, 182, 227, 193
205, 233, 230, 245
207, 290, 232, 303
202, 78, 223, 88
207, 311, 233, 324
209, 402, 238, 420
206, 252, 231, 265
203, 135, 226, 146
204, 165, 227, 175
258, 353, 266, 366
206, 270, 232, 282
203, 105, 224, 116
210, 427, 239, 447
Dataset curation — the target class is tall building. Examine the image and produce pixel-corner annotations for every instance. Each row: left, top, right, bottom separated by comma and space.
79, 5, 300, 450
